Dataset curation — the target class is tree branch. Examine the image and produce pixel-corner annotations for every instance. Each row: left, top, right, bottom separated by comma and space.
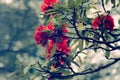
101, 0, 107, 12
52, 58, 120, 79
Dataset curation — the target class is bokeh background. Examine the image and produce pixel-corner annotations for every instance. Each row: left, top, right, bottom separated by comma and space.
0, 0, 120, 80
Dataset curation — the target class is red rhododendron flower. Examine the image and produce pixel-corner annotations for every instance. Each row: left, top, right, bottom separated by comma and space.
41, 0, 60, 13
34, 22, 71, 60
44, 26, 70, 58
92, 14, 114, 31
45, 39, 55, 58
34, 22, 54, 46
34, 25, 48, 46
45, 38, 70, 59
61, 24, 68, 33
57, 38, 70, 55
44, 0, 60, 5
47, 22, 55, 31
34, 31, 48, 46
41, 3, 52, 13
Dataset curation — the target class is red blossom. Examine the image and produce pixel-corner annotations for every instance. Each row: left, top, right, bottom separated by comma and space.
45, 39, 55, 59
57, 38, 70, 55
92, 14, 114, 31
62, 24, 68, 33
47, 22, 55, 31
34, 31, 48, 46
34, 22, 71, 61
45, 37, 70, 59
41, 3, 52, 13
44, 27, 70, 59
34, 25, 48, 46
34, 22, 54, 46
41, 0, 60, 13
44, 0, 60, 6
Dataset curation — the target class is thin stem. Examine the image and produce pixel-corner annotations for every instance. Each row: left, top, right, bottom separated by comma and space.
73, 8, 82, 38
101, 0, 107, 12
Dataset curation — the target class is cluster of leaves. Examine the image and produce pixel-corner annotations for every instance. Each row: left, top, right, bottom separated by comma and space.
31, 0, 120, 80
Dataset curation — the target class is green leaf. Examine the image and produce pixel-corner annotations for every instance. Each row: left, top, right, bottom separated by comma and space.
85, 40, 89, 47
71, 39, 78, 47
116, 0, 120, 7
74, 0, 82, 7
105, 0, 109, 4
71, 60, 80, 68
82, 52, 88, 55
58, 68, 71, 75
105, 51, 110, 59
83, 1, 93, 7
68, 0, 74, 8
67, 32, 76, 36
91, 6, 97, 10
111, 8, 120, 14
68, 54, 74, 61
23, 72, 30, 80
8, 65, 25, 78
105, 46, 110, 59
85, 25, 92, 28
50, 43, 57, 57
111, 0, 116, 7
78, 56, 82, 65
79, 39, 83, 51
118, 19, 120, 25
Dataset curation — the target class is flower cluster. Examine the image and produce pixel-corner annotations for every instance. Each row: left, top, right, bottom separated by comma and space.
35, 1, 71, 79
92, 14, 114, 31
41, 0, 60, 13
34, 22, 70, 60
34, 22, 54, 46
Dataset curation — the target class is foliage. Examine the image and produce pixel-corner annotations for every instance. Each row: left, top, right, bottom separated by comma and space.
33, 0, 120, 80
0, 0, 120, 80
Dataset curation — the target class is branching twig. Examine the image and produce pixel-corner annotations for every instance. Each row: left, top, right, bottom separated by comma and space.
51, 58, 120, 79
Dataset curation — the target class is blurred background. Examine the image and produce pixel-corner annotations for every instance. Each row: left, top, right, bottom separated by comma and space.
0, 0, 120, 80
0, 0, 43, 80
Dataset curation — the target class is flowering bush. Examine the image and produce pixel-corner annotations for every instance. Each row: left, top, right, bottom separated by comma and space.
33, 0, 120, 80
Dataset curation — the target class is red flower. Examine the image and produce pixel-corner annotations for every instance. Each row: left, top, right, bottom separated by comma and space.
34, 22, 71, 60
92, 14, 114, 31
44, 0, 60, 6
45, 38, 70, 59
41, 3, 52, 13
57, 38, 70, 55
44, 24, 70, 58
45, 39, 55, 59
34, 31, 48, 46
47, 22, 55, 31
62, 24, 68, 33
41, 0, 60, 13
34, 25, 48, 46
34, 22, 54, 46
